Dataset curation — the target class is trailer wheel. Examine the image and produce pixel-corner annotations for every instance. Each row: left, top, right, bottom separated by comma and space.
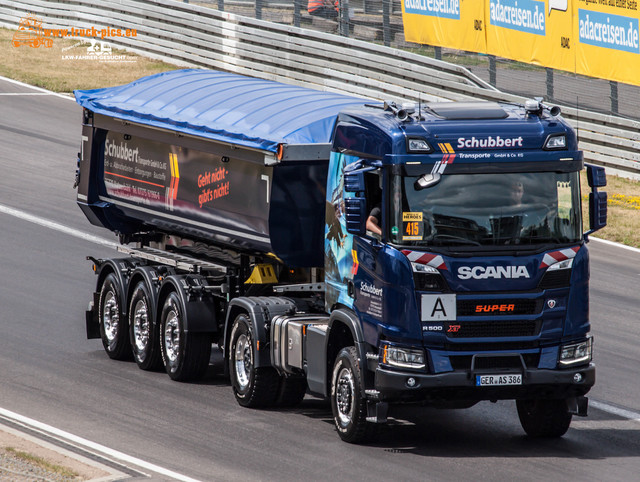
229, 314, 279, 408
98, 273, 131, 360
331, 347, 376, 443
516, 398, 572, 438
275, 376, 307, 408
160, 292, 211, 382
129, 281, 162, 371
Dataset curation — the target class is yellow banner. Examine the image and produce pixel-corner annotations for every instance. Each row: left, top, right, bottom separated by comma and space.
486, 0, 573, 72
402, 0, 486, 53
574, 0, 640, 86
401, 0, 640, 86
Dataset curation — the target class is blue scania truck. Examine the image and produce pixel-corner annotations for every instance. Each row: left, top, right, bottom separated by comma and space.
76, 69, 607, 442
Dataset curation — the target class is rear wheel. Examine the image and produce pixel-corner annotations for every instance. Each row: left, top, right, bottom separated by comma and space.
516, 398, 572, 438
129, 281, 162, 371
331, 347, 376, 443
98, 273, 131, 360
160, 291, 211, 381
229, 314, 279, 408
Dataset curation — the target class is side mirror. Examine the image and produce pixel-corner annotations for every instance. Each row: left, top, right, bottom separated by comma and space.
586, 164, 606, 188
585, 164, 607, 236
344, 197, 367, 235
588, 191, 607, 233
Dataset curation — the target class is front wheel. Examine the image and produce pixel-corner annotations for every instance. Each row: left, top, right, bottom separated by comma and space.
331, 347, 376, 443
516, 398, 572, 438
229, 314, 279, 408
160, 292, 211, 381
98, 273, 131, 360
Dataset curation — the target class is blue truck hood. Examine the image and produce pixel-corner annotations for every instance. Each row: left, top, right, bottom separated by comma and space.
74, 69, 372, 153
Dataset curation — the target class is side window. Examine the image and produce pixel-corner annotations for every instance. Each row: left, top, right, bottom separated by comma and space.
364, 170, 382, 237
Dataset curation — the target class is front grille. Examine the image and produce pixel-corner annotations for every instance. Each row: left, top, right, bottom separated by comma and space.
538, 269, 572, 289
457, 298, 543, 316
444, 341, 540, 352
445, 320, 541, 338
450, 353, 540, 370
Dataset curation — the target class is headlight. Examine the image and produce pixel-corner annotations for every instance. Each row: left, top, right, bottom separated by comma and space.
381, 343, 426, 370
544, 134, 566, 150
559, 337, 592, 367
547, 258, 573, 271
407, 138, 432, 153
411, 262, 439, 274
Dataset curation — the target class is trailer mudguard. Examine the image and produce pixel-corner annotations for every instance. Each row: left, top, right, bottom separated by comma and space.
86, 257, 134, 339
127, 265, 164, 333
224, 297, 296, 368
157, 275, 219, 334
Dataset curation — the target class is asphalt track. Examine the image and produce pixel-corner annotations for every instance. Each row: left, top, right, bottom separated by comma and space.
0, 77, 639, 481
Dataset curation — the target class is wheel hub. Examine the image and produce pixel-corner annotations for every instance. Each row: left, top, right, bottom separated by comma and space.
164, 310, 180, 362
336, 367, 354, 425
102, 291, 119, 342
234, 334, 252, 390
133, 299, 149, 352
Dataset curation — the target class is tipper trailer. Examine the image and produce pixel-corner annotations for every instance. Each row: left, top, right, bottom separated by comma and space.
76, 69, 607, 442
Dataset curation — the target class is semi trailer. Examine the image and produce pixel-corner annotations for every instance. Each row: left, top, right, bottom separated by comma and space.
75, 69, 607, 442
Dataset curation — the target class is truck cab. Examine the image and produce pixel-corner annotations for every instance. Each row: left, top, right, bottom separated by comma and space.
322, 99, 607, 441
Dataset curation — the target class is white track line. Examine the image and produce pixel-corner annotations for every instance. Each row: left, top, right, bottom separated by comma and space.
0, 407, 202, 482
0, 92, 58, 96
590, 236, 640, 254
590, 400, 640, 422
0, 203, 118, 249
0, 75, 75, 100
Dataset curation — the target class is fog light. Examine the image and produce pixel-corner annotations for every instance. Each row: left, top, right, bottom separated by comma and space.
407, 377, 416, 387
573, 373, 583, 383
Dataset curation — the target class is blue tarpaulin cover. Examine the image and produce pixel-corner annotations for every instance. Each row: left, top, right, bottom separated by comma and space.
74, 69, 372, 153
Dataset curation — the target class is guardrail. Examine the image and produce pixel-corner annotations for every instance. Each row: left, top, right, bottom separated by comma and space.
1, 0, 638, 177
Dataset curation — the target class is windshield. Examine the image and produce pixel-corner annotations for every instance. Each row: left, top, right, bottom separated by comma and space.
389, 171, 582, 248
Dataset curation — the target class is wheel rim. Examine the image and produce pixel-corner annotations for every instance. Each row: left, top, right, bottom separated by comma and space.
335, 367, 355, 425
164, 310, 180, 363
132, 299, 149, 352
102, 291, 119, 343
234, 334, 252, 390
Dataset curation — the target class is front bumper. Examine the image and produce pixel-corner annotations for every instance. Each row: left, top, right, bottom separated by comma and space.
375, 363, 595, 403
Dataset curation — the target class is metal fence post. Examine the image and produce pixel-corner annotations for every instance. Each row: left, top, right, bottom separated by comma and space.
382, 0, 390, 47
610, 81, 619, 115
256, 0, 262, 20
489, 55, 497, 87
340, 0, 349, 37
435, 46, 442, 60
546, 68, 554, 101
294, 0, 301, 28
218, 0, 224, 11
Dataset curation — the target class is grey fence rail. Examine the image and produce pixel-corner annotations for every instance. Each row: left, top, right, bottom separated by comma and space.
1, 0, 638, 178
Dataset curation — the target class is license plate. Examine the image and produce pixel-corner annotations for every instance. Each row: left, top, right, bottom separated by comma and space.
475, 374, 522, 386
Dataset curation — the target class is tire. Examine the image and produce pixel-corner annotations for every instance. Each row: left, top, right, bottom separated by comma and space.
229, 314, 279, 408
159, 292, 211, 382
128, 281, 162, 371
331, 347, 376, 443
98, 273, 131, 360
275, 376, 307, 408
516, 398, 572, 438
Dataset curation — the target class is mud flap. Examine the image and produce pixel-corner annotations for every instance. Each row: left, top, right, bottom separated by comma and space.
567, 396, 589, 417
85, 293, 100, 339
